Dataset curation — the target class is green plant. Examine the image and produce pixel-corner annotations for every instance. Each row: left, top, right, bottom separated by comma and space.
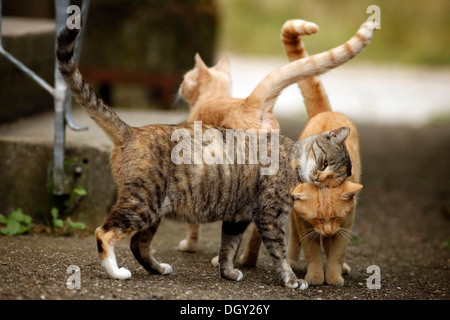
0, 209, 32, 236
443, 238, 450, 251
50, 207, 86, 235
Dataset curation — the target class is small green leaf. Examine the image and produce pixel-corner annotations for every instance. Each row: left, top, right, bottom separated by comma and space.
54, 219, 64, 228
72, 187, 87, 196
1, 220, 21, 236
9, 209, 27, 222
51, 207, 59, 219
0, 214, 7, 224
69, 221, 86, 230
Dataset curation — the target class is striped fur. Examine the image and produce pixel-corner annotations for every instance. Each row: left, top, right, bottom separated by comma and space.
56, 26, 354, 289
285, 20, 369, 286
239, 21, 374, 275
280, 19, 332, 117
247, 21, 377, 117
57, 28, 132, 145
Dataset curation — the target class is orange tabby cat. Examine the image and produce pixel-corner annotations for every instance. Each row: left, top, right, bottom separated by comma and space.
239, 21, 374, 271
282, 19, 366, 286
178, 20, 374, 259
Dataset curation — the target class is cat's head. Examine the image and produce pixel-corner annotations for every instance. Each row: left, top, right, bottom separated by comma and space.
291, 181, 363, 237
299, 127, 352, 188
179, 53, 231, 106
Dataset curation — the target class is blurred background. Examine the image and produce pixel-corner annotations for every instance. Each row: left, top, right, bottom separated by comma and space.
1, 0, 449, 126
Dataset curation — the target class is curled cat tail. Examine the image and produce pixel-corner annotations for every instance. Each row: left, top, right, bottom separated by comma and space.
57, 26, 132, 145
248, 21, 376, 118
281, 19, 332, 118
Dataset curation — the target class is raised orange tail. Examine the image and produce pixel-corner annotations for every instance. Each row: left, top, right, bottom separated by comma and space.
280, 19, 331, 118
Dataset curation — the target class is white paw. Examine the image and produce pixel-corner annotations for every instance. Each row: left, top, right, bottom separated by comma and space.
210, 256, 219, 267
300, 281, 309, 290
160, 263, 173, 275
114, 267, 132, 280
236, 270, 243, 282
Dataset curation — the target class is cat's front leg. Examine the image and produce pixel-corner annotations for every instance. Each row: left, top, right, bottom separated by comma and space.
323, 235, 348, 286
303, 235, 324, 285
219, 221, 250, 281
254, 215, 308, 289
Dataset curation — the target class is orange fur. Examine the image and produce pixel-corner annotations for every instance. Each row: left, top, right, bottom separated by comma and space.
240, 20, 371, 286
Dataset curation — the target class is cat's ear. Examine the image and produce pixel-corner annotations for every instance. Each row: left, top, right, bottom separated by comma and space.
341, 181, 363, 200
291, 183, 313, 200
329, 127, 350, 144
213, 56, 230, 74
194, 53, 210, 79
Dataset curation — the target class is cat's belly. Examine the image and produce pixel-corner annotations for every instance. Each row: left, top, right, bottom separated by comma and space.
160, 195, 253, 224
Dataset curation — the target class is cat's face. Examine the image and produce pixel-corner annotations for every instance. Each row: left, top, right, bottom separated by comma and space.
179, 53, 231, 105
291, 181, 363, 237
301, 127, 352, 188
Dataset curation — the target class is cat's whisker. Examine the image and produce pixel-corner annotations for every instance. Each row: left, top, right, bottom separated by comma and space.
171, 92, 188, 110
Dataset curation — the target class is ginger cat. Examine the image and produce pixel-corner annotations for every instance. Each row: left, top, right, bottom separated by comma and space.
284, 19, 367, 286
239, 21, 374, 271
178, 21, 376, 255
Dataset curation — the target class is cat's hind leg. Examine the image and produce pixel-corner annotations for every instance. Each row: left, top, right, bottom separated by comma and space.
219, 221, 250, 281
95, 190, 159, 280
238, 223, 262, 267
130, 219, 172, 275
96, 226, 132, 280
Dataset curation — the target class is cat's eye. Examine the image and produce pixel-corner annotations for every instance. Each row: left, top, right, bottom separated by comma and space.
320, 159, 328, 171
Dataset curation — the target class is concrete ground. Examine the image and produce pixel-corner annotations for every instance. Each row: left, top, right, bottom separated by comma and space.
0, 109, 449, 301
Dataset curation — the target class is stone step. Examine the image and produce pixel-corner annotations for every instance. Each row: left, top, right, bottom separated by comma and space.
0, 17, 56, 124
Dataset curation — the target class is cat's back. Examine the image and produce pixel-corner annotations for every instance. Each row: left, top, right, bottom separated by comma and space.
189, 97, 279, 131
300, 112, 357, 140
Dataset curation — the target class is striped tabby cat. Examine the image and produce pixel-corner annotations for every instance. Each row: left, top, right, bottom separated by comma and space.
178, 20, 376, 255
56, 26, 352, 288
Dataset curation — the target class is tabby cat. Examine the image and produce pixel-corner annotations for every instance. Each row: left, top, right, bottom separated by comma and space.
284, 19, 368, 286
56, 25, 352, 288
178, 20, 376, 255
239, 20, 374, 269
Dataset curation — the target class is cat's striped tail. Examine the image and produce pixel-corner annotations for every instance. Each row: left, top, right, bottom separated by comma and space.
247, 21, 377, 118
56, 27, 132, 145
281, 19, 332, 118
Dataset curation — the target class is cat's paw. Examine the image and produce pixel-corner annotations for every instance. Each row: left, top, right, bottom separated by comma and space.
342, 262, 351, 275
178, 239, 197, 252
221, 268, 243, 281
211, 256, 219, 267
160, 263, 173, 275
326, 273, 344, 286
305, 270, 324, 285
284, 279, 308, 290
113, 267, 132, 280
